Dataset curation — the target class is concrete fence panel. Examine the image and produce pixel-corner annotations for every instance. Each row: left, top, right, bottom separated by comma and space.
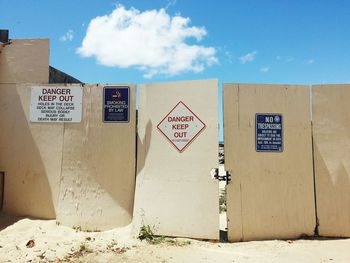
133, 79, 219, 239
312, 84, 350, 237
56, 84, 136, 230
224, 83, 316, 241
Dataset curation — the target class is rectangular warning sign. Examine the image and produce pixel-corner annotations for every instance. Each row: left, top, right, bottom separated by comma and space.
256, 113, 283, 152
29, 86, 82, 123
103, 86, 130, 123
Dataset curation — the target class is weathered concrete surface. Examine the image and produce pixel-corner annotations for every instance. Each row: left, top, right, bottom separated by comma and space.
56, 84, 136, 230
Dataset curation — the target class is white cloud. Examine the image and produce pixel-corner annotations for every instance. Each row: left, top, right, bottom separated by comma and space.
60, 30, 74, 42
307, 59, 315, 64
260, 67, 270, 73
77, 5, 217, 78
239, 51, 257, 64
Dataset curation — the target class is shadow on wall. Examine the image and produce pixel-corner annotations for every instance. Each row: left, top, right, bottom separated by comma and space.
136, 120, 152, 176
0, 84, 56, 219
314, 142, 350, 236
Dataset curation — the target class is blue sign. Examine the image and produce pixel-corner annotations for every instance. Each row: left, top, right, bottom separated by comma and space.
256, 114, 283, 152
103, 86, 130, 123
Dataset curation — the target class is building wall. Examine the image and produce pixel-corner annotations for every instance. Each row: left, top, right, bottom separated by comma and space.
224, 83, 316, 241
0, 39, 49, 84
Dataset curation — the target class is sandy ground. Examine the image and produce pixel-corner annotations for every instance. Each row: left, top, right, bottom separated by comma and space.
0, 214, 350, 263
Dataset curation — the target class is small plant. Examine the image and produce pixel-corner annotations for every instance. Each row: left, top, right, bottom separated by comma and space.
151, 236, 167, 245
138, 225, 155, 241
138, 225, 165, 244
73, 226, 82, 232
79, 242, 93, 253
165, 239, 191, 247
138, 225, 191, 246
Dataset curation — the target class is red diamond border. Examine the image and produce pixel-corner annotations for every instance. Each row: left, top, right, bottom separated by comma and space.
157, 101, 206, 153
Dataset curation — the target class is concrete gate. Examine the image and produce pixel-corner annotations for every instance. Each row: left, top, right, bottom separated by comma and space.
133, 79, 219, 239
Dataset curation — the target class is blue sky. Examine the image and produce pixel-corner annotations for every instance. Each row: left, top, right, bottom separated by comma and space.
1, 0, 350, 141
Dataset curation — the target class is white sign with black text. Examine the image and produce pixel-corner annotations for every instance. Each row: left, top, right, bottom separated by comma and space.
30, 86, 83, 123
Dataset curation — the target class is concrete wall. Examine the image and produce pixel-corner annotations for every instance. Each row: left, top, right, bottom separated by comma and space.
133, 79, 219, 239
312, 84, 350, 237
0, 39, 49, 84
0, 83, 136, 230
224, 83, 316, 241
2, 37, 346, 238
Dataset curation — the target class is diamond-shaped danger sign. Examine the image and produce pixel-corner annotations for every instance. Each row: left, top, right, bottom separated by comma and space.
157, 101, 206, 153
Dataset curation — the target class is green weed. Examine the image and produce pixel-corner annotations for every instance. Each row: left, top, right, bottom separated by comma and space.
138, 225, 191, 246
